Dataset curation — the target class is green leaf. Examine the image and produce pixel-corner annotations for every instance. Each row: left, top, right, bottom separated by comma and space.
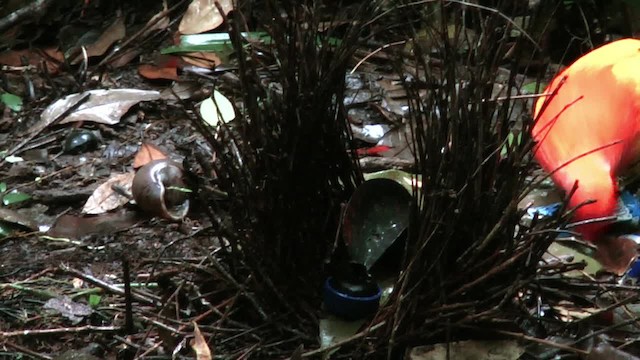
161, 32, 340, 55
2, 191, 31, 206
88, 294, 101, 307
500, 132, 523, 157
161, 43, 233, 54
161, 32, 268, 55
1, 92, 22, 111
521, 82, 547, 94
0, 182, 6, 193
0, 222, 14, 237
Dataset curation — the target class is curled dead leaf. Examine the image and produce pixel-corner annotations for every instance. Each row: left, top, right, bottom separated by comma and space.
133, 142, 168, 169
36, 89, 161, 132
190, 322, 212, 360
82, 172, 135, 215
179, 0, 234, 34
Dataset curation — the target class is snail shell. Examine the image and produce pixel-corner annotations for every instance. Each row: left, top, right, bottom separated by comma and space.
131, 159, 190, 221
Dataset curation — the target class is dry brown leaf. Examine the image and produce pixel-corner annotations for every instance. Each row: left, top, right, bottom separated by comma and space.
179, 0, 233, 34
190, 322, 212, 360
593, 234, 638, 275
133, 143, 168, 169
82, 172, 135, 215
46, 211, 141, 239
0, 207, 39, 230
0, 47, 63, 73
138, 64, 180, 81
181, 52, 222, 69
71, 16, 126, 64
79, 17, 125, 59
110, 12, 170, 68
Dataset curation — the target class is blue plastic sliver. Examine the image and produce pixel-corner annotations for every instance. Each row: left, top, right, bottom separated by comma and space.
527, 191, 640, 225
620, 191, 640, 225
627, 257, 640, 279
527, 203, 562, 219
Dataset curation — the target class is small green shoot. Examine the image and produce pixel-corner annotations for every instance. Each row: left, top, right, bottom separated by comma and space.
88, 294, 101, 308
2, 191, 31, 206
166, 186, 193, 193
0, 183, 29, 203
0, 92, 22, 111
500, 132, 523, 158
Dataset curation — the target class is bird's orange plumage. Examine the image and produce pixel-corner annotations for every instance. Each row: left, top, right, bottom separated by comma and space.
533, 38, 640, 241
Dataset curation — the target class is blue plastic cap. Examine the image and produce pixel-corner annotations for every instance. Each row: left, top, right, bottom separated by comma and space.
323, 277, 381, 320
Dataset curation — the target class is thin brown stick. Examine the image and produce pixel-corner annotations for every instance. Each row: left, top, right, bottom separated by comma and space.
61, 265, 161, 305
1, 325, 119, 337
3, 341, 53, 360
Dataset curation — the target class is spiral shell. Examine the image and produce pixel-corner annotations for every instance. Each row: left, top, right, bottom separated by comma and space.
131, 159, 190, 220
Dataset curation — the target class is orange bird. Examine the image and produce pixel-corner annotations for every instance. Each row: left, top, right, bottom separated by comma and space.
532, 38, 640, 241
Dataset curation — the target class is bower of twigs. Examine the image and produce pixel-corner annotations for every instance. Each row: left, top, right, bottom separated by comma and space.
194, 0, 570, 357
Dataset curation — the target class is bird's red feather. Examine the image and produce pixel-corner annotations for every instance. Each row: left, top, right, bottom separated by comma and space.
533, 38, 640, 241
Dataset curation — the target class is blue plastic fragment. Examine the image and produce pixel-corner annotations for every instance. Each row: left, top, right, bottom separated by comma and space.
527, 190, 640, 225
620, 191, 640, 225
526, 202, 562, 219
627, 257, 640, 279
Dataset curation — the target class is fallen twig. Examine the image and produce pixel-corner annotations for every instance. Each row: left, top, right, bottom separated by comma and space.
0, 325, 119, 338
60, 265, 161, 305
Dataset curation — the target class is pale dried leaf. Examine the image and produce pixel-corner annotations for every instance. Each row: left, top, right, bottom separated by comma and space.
179, 0, 233, 34
190, 322, 212, 360
37, 89, 161, 132
199, 90, 236, 126
82, 172, 135, 215
44, 296, 93, 324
